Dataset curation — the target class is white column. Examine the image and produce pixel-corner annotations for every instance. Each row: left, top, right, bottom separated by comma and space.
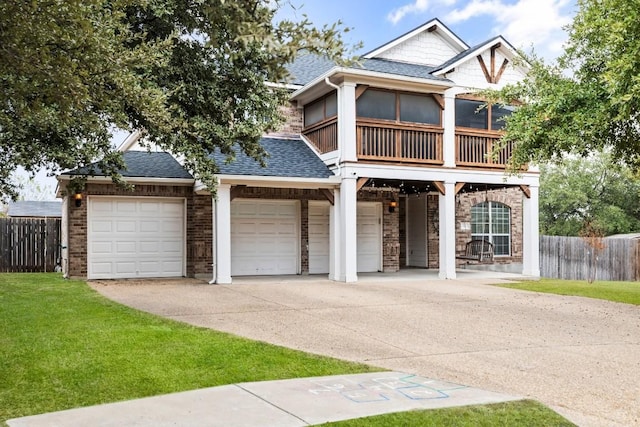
339, 82, 357, 163
329, 187, 341, 281
438, 181, 457, 279
215, 183, 232, 284
340, 177, 358, 282
522, 185, 541, 277
443, 88, 457, 168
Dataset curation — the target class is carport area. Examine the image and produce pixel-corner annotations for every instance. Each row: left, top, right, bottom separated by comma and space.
91, 270, 640, 427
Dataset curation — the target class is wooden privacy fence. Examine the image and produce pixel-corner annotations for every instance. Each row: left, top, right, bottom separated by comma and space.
0, 218, 62, 272
540, 235, 640, 281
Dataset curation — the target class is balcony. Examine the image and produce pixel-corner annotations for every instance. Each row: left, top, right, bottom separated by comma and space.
302, 120, 513, 169
455, 129, 513, 169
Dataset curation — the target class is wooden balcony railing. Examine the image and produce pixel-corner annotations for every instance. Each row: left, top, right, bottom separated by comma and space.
455, 129, 513, 168
356, 120, 443, 164
303, 118, 338, 154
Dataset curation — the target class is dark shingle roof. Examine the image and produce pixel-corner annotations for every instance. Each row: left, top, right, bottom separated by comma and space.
212, 137, 333, 179
285, 53, 337, 86
62, 151, 193, 179
285, 53, 451, 86
7, 201, 62, 218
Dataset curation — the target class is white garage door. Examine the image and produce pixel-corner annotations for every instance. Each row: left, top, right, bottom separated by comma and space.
231, 200, 299, 276
309, 201, 330, 274
357, 202, 382, 273
88, 197, 185, 279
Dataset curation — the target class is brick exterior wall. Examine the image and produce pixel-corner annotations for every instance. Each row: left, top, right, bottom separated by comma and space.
65, 183, 212, 279
397, 188, 524, 270
265, 101, 303, 138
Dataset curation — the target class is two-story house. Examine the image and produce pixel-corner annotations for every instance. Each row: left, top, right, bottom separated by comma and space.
57, 18, 540, 282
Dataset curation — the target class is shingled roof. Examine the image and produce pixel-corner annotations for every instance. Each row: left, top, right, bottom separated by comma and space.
285, 53, 451, 86
62, 151, 194, 179
212, 137, 334, 179
7, 201, 62, 218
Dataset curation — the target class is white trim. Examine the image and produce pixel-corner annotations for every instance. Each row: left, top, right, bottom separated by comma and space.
56, 175, 194, 186
116, 130, 142, 152
265, 81, 303, 91
217, 175, 340, 188
434, 37, 529, 77
363, 19, 469, 59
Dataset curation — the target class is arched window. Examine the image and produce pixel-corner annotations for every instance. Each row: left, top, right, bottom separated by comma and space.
471, 202, 511, 256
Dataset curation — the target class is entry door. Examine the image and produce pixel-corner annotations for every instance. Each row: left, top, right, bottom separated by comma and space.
308, 201, 330, 274
357, 202, 382, 272
407, 197, 428, 267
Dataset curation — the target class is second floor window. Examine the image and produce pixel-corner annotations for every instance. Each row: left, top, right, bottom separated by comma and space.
356, 89, 442, 126
455, 98, 515, 131
304, 92, 337, 127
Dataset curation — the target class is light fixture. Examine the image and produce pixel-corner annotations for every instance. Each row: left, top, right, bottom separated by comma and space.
388, 199, 398, 213
74, 192, 83, 208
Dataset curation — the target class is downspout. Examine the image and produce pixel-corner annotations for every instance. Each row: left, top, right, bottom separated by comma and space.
209, 195, 217, 284
324, 77, 342, 175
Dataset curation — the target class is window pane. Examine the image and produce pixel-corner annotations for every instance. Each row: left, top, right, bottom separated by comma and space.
399, 93, 441, 125
492, 235, 510, 256
471, 202, 489, 234
455, 99, 487, 129
490, 104, 515, 130
356, 90, 396, 120
325, 92, 337, 117
304, 100, 324, 127
491, 203, 510, 234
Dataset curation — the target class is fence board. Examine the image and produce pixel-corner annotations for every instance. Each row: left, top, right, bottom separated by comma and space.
540, 235, 639, 281
0, 218, 62, 272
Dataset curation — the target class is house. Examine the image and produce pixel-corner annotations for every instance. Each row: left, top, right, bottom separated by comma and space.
7, 201, 62, 218
56, 18, 540, 282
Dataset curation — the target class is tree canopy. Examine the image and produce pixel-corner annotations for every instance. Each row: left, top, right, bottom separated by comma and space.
540, 151, 640, 236
489, 0, 640, 171
0, 0, 351, 200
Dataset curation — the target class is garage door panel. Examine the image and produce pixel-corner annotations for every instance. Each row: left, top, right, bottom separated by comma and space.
231, 200, 299, 276
309, 202, 330, 274
88, 197, 185, 279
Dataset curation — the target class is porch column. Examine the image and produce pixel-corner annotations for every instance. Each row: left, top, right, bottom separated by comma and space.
339, 82, 357, 163
522, 184, 541, 277
438, 181, 457, 279
329, 187, 341, 281
214, 183, 232, 284
340, 176, 358, 282
443, 88, 457, 168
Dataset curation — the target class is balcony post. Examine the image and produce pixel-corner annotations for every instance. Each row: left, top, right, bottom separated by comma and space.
522, 184, 541, 277
339, 176, 358, 282
329, 187, 341, 281
438, 181, 457, 279
339, 82, 357, 163
443, 88, 458, 167
214, 183, 232, 284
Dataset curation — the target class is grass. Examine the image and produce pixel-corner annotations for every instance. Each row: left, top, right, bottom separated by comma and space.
496, 278, 640, 305
0, 273, 377, 422
318, 400, 575, 426
0, 273, 573, 426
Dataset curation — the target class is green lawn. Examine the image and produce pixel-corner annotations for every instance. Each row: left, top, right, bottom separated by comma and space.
496, 278, 640, 305
319, 400, 575, 426
1, 273, 572, 426
0, 273, 377, 422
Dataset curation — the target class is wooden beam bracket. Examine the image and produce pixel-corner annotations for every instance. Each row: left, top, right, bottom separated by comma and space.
519, 185, 531, 199
320, 189, 335, 205
433, 181, 446, 195
455, 182, 465, 195
356, 177, 369, 191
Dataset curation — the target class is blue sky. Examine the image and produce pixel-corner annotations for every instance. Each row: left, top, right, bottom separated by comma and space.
276, 0, 577, 61
20, 0, 578, 200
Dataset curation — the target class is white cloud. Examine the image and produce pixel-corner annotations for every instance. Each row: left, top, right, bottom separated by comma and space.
387, 0, 456, 25
446, 0, 574, 59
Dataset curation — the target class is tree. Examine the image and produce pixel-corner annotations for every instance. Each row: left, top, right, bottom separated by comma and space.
539, 151, 640, 236
487, 0, 640, 171
0, 1, 352, 201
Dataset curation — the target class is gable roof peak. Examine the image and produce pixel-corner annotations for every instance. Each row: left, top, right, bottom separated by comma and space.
363, 18, 469, 60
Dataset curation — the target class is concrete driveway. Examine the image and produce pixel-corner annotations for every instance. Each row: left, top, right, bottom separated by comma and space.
91, 271, 640, 427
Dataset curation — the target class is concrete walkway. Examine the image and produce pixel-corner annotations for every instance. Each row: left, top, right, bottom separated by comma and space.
7, 372, 519, 427
10, 270, 640, 426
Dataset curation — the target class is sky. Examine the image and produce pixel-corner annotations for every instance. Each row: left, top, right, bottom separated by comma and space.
21, 0, 577, 201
